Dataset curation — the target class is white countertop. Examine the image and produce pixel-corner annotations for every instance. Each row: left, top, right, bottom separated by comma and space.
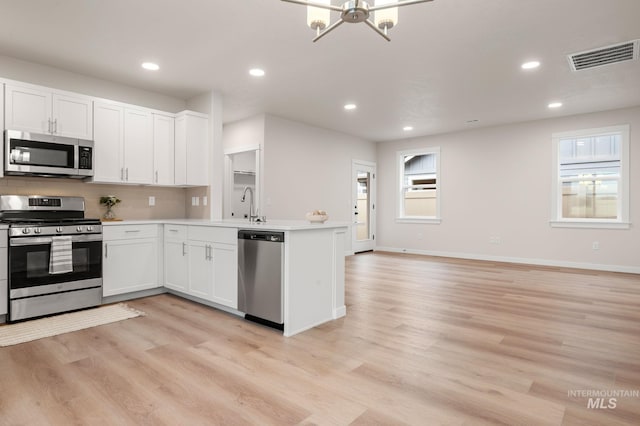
101, 218, 350, 231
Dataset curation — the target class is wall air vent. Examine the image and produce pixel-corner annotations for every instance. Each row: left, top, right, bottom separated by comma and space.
568, 40, 639, 71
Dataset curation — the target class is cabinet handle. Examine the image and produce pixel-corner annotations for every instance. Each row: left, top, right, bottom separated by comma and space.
54, 119, 58, 134
124, 230, 140, 233
126, 168, 129, 181
155, 171, 158, 183
182, 242, 186, 256
121, 168, 124, 181
104, 243, 108, 258
47, 119, 52, 134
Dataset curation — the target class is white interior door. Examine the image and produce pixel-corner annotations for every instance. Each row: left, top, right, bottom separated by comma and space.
352, 160, 376, 253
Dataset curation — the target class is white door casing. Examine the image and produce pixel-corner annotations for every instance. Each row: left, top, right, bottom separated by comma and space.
352, 160, 376, 253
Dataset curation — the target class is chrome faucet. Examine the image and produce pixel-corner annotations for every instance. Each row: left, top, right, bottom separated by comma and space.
241, 186, 257, 222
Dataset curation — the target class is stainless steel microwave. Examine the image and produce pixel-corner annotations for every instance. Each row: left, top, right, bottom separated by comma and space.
4, 130, 94, 178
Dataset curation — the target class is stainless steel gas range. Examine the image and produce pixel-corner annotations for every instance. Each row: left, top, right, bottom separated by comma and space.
0, 195, 102, 322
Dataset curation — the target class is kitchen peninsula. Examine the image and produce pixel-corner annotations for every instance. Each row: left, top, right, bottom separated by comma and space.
102, 220, 349, 337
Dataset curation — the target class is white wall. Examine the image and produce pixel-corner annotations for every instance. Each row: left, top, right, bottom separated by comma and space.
223, 114, 265, 152
0, 55, 186, 112
263, 115, 377, 224
376, 106, 640, 273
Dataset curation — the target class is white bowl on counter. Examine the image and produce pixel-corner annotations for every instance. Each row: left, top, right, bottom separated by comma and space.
306, 213, 329, 223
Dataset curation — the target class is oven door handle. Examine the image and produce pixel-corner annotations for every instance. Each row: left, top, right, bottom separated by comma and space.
10, 234, 103, 246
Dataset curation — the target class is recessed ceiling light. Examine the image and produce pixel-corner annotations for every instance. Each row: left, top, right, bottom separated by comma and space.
141, 62, 159, 71
521, 60, 541, 70
403, 126, 414, 131
548, 101, 563, 109
249, 68, 265, 77
344, 103, 357, 111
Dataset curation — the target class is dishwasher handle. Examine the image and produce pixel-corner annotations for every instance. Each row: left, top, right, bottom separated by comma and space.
238, 230, 284, 243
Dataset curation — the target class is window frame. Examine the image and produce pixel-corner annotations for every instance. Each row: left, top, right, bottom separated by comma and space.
396, 147, 441, 224
550, 124, 630, 229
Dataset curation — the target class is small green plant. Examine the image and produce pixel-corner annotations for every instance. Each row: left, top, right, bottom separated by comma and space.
99, 195, 121, 207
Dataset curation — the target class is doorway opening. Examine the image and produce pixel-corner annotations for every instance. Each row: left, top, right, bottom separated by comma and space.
224, 147, 262, 220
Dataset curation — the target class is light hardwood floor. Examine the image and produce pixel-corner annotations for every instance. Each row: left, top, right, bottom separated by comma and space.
1, 252, 639, 425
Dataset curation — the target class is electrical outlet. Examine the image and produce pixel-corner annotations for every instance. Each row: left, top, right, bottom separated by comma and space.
592, 241, 600, 250
203, 196, 208, 206
191, 196, 200, 206
148, 196, 155, 207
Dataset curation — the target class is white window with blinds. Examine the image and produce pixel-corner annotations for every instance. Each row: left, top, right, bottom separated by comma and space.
397, 147, 441, 223
551, 125, 630, 228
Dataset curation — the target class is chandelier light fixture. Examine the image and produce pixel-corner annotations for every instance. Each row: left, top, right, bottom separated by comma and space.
282, 0, 434, 42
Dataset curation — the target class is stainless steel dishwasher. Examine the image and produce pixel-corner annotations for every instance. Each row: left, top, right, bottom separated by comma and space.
238, 230, 284, 330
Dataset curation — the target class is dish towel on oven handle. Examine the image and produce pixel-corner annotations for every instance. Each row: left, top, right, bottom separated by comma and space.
49, 236, 74, 274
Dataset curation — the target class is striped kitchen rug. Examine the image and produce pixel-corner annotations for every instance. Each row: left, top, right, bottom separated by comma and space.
0, 303, 145, 347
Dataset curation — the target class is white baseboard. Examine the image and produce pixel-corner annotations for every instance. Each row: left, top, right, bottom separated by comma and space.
102, 287, 167, 305
285, 315, 334, 337
333, 305, 346, 319
374, 246, 640, 274
165, 290, 244, 317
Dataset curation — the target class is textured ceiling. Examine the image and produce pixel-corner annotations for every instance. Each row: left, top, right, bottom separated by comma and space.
0, 0, 639, 141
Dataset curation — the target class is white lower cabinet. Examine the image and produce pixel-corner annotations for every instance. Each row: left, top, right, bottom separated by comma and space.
188, 240, 214, 300
103, 225, 160, 297
164, 226, 188, 292
103, 224, 237, 308
212, 243, 237, 308
163, 225, 237, 309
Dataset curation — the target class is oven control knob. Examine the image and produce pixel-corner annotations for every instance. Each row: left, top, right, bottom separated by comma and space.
22, 228, 30, 234
56, 227, 63, 233
87, 226, 93, 232
34, 228, 42, 234
76, 226, 83, 232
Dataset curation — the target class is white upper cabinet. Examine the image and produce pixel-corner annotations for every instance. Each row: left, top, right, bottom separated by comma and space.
153, 113, 175, 185
4, 84, 51, 133
92, 101, 153, 184
5, 83, 93, 139
124, 108, 153, 184
52, 94, 93, 139
175, 111, 209, 186
93, 101, 125, 183
2, 80, 209, 188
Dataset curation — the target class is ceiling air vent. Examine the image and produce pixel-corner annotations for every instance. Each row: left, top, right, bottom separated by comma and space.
568, 40, 639, 71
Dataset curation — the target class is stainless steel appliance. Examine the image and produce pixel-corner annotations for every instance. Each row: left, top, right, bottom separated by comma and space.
0, 195, 102, 322
4, 130, 94, 178
238, 230, 284, 330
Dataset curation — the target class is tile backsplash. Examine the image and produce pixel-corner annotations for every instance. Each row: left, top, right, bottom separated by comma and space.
0, 176, 189, 220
